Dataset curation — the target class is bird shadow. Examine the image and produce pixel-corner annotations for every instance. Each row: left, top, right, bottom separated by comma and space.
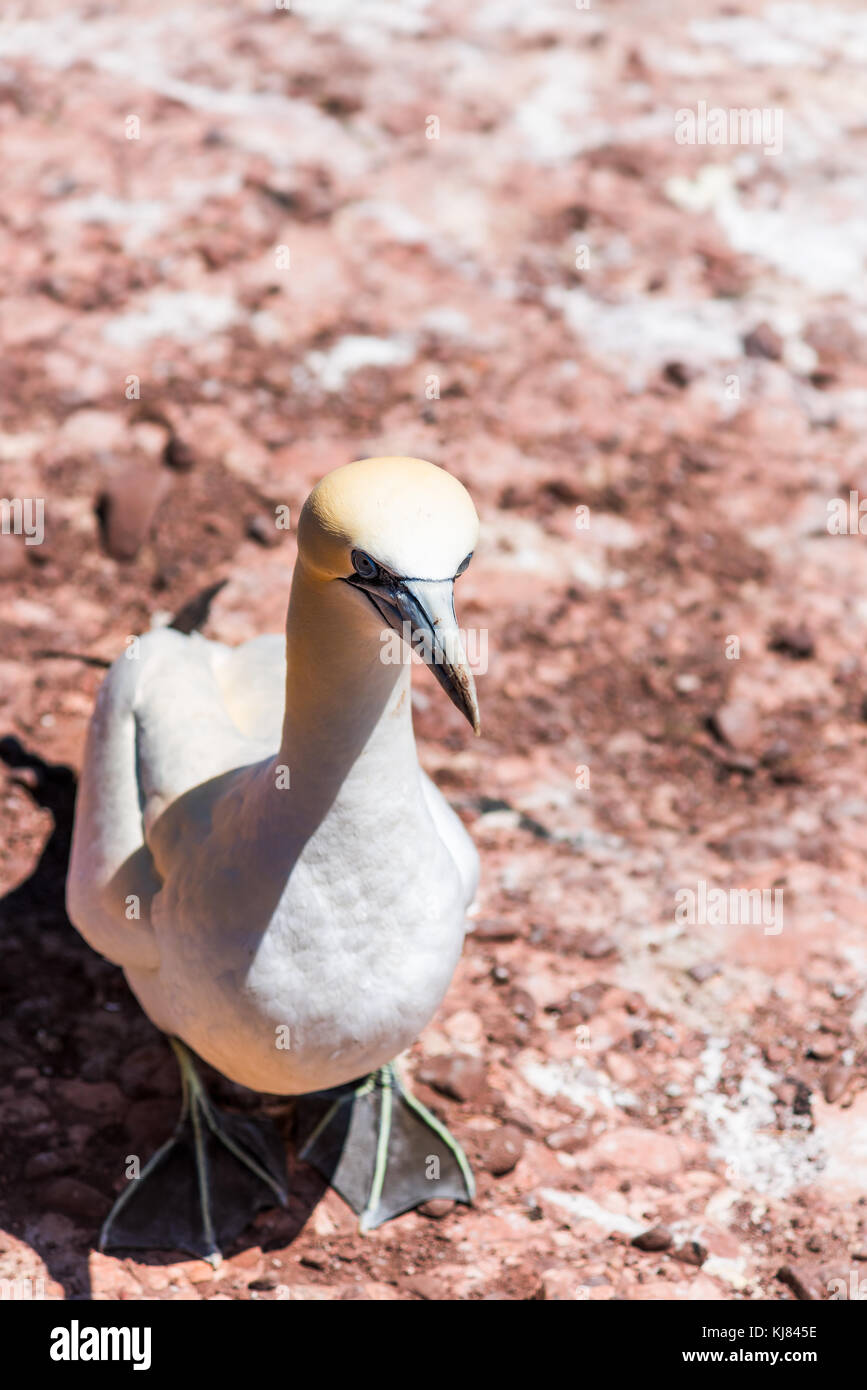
0, 734, 330, 1301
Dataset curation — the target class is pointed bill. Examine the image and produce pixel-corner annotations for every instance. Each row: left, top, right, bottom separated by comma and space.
396, 579, 480, 735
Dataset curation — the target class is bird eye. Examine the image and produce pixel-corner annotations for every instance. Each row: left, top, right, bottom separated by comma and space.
351, 549, 378, 580
455, 552, 473, 577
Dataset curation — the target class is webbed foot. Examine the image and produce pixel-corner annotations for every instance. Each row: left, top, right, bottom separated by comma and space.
100, 1037, 288, 1265
296, 1062, 474, 1232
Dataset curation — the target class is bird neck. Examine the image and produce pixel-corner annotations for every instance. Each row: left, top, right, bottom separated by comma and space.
278, 562, 417, 821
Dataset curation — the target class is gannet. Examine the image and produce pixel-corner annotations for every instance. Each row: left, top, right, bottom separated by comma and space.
66, 456, 482, 1261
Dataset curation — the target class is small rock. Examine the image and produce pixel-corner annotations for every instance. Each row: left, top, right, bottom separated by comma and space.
163, 435, 197, 472
56, 1079, 125, 1117
41, 1177, 108, 1224
743, 321, 783, 360
340, 1281, 401, 1301
540, 1268, 589, 1300
631, 1225, 673, 1252
507, 987, 536, 1022
777, 1264, 822, 1301
663, 361, 697, 387
592, 1126, 682, 1177
24, 1150, 69, 1181
247, 513, 283, 547
551, 985, 602, 1026
406, 1274, 443, 1300
480, 1125, 524, 1176
674, 1240, 707, 1266
711, 699, 760, 752
444, 1009, 483, 1045
605, 1050, 637, 1084
119, 1044, 178, 1100
299, 1251, 329, 1270
545, 1125, 590, 1153
0, 1095, 51, 1129
98, 463, 172, 561
769, 623, 815, 660
687, 961, 721, 984
416, 1056, 485, 1103
577, 932, 618, 960
822, 1064, 849, 1102
417, 1199, 455, 1219
807, 1035, 838, 1061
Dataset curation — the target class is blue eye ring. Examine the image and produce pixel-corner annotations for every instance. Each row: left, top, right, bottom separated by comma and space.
351, 549, 378, 580
455, 552, 473, 577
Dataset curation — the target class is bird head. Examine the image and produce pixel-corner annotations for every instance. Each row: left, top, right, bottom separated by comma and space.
297, 456, 481, 733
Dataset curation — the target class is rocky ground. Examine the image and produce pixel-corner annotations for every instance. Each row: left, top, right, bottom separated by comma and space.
2, 0, 867, 1301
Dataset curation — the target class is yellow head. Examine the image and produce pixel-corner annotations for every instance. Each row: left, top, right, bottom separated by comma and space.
296, 457, 480, 732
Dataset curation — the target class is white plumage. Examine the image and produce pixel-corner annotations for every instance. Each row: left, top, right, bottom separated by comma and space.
66, 456, 480, 1100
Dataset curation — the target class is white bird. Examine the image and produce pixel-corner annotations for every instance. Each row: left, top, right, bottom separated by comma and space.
66, 456, 482, 1261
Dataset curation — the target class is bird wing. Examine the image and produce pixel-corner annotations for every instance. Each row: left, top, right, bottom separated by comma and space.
420, 771, 479, 912
66, 627, 275, 972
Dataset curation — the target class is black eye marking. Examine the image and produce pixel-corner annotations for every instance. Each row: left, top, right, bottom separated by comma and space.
351, 549, 378, 580
455, 552, 473, 577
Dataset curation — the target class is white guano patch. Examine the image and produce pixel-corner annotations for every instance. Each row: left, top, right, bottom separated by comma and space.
690, 1037, 824, 1198
304, 335, 415, 392
103, 292, 239, 348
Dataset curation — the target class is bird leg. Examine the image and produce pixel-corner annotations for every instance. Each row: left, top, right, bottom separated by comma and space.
295, 1062, 475, 1232
99, 1037, 288, 1266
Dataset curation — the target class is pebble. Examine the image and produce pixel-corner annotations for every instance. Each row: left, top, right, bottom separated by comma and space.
24, 1150, 69, 1181
163, 436, 197, 472
98, 463, 172, 561
246, 513, 284, 547
417, 1056, 485, 1102
0, 1095, 51, 1129
769, 623, 815, 660
41, 1177, 108, 1224
711, 699, 760, 752
507, 987, 536, 1022
592, 1126, 682, 1176
545, 1125, 591, 1153
540, 1268, 588, 1300
56, 1079, 125, 1117
687, 961, 721, 984
631, 1225, 673, 1252
743, 322, 783, 360
479, 1125, 524, 1176
417, 1199, 455, 1219
674, 1240, 707, 1266
777, 1264, 822, 1301
577, 932, 618, 960
807, 1035, 837, 1061
119, 1044, 178, 1100
299, 1252, 329, 1270
822, 1064, 849, 1103
444, 1009, 483, 1045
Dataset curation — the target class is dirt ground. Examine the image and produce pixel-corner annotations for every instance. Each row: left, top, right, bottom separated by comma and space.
2, 0, 867, 1301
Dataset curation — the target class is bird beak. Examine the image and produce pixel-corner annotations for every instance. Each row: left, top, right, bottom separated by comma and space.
346, 574, 481, 734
